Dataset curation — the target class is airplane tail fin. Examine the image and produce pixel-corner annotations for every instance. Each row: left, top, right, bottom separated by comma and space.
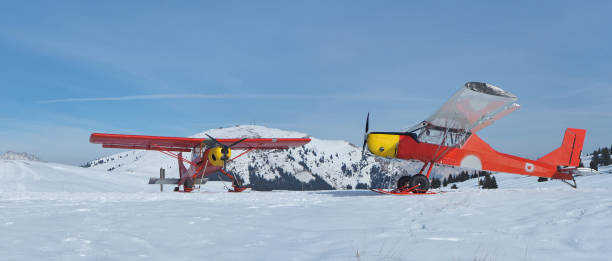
538, 128, 586, 167
178, 152, 188, 178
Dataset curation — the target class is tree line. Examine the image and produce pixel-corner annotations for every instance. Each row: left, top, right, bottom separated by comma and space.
429, 170, 498, 189
589, 145, 612, 171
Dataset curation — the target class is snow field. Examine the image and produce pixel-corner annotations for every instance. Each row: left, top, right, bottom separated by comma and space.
2, 159, 612, 260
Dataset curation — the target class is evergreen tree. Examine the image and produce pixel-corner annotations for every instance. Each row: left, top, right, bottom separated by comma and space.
448, 175, 455, 184
431, 178, 441, 189
482, 175, 498, 189
590, 153, 599, 171
491, 176, 498, 189
601, 148, 611, 166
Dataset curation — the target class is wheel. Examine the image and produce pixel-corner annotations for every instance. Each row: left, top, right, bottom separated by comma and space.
409, 174, 430, 193
396, 176, 411, 189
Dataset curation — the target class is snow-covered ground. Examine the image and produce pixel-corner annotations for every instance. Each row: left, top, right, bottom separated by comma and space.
2, 159, 612, 260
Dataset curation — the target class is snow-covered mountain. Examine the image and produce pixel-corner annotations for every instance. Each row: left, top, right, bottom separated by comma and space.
0, 151, 42, 161
84, 125, 463, 190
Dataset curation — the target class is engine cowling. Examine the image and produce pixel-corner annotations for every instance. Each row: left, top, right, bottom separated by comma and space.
208, 146, 230, 166
366, 133, 399, 158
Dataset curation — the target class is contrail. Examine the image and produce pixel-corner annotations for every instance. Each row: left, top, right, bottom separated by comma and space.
39, 93, 431, 104
38, 94, 318, 104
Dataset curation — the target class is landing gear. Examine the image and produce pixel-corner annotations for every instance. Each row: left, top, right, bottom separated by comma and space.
397, 174, 430, 193
371, 174, 435, 195
397, 176, 411, 189
184, 179, 194, 192
409, 174, 430, 193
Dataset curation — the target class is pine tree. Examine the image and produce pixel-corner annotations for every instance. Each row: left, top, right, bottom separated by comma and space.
482, 175, 499, 189
590, 152, 599, 171
491, 176, 498, 189
431, 178, 441, 189
601, 148, 611, 166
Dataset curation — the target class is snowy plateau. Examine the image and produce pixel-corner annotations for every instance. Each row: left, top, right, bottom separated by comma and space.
1, 125, 611, 260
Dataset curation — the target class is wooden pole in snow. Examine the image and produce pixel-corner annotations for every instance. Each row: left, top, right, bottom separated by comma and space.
160, 168, 165, 192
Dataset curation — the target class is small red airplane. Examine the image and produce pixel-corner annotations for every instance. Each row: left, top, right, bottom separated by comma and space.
364, 82, 586, 194
90, 132, 310, 192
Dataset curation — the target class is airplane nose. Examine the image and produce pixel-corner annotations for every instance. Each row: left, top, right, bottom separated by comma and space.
366, 133, 399, 158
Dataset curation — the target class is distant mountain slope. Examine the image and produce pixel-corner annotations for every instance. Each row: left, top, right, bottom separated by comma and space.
85, 125, 463, 190
0, 151, 42, 161
0, 160, 149, 192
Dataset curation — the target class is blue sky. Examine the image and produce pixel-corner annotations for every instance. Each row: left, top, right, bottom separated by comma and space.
1, 1, 611, 165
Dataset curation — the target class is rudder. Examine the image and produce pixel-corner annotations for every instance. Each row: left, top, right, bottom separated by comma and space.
538, 128, 586, 167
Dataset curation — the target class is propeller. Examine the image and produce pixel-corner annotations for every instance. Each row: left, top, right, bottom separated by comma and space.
362, 112, 370, 154
205, 134, 247, 168
205, 134, 248, 189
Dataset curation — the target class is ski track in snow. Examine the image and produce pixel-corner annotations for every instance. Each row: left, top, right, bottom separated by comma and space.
2, 159, 612, 260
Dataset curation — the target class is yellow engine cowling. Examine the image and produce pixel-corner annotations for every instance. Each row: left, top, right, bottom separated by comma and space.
208, 146, 230, 167
367, 133, 399, 158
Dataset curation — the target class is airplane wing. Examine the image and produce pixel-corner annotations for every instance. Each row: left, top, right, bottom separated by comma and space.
90, 133, 310, 152
424, 82, 520, 133
212, 138, 311, 150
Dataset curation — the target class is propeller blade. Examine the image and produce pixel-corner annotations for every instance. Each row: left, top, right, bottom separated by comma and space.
362, 112, 370, 154
228, 137, 248, 148
362, 139, 367, 154
365, 112, 369, 133
205, 134, 222, 146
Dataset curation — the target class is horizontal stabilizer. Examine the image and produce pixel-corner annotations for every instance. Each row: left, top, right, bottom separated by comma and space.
148, 178, 208, 185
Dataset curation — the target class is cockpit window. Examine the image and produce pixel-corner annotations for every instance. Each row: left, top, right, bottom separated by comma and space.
414, 127, 471, 147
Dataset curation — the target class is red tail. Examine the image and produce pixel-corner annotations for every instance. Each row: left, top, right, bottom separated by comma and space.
538, 128, 586, 167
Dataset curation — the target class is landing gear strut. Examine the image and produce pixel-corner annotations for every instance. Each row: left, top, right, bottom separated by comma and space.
371, 161, 438, 195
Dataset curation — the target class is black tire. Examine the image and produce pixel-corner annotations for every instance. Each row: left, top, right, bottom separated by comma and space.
409, 174, 430, 193
396, 176, 412, 189
184, 179, 194, 189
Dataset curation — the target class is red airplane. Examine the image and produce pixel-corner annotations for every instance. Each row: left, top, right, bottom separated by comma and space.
90, 132, 310, 192
364, 82, 586, 194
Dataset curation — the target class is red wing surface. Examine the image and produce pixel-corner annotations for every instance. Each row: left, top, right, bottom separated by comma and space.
425, 82, 519, 133
90, 133, 310, 151
90, 133, 205, 152
214, 138, 311, 149
404, 82, 521, 147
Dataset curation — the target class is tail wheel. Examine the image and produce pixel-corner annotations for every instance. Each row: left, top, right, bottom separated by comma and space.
396, 176, 411, 190
410, 174, 430, 193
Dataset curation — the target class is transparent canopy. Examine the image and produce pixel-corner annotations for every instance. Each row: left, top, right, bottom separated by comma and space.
405, 82, 520, 147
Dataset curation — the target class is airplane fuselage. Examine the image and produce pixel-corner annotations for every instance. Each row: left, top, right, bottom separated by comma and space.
366, 132, 574, 180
